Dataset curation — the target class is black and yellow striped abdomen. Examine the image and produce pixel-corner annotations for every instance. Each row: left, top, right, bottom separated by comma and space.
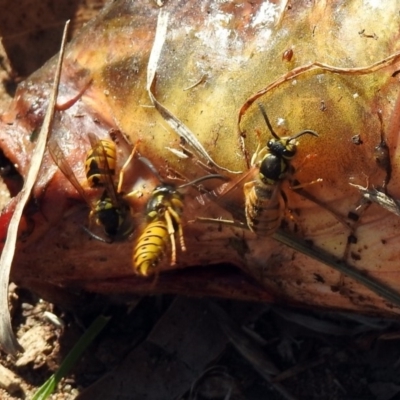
85, 139, 116, 187
133, 220, 170, 276
244, 180, 282, 236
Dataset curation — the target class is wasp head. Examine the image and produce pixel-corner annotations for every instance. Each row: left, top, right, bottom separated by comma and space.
267, 138, 297, 160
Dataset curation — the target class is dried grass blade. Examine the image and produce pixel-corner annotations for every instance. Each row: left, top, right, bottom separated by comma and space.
0, 21, 70, 354
274, 230, 400, 308
147, 11, 241, 174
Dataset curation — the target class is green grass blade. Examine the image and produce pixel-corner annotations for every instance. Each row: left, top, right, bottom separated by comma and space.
32, 314, 111, 400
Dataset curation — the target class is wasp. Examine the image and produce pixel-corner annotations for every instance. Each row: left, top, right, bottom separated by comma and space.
194, 104, 319, 236
243, 104, 319, 235
133, 184, 184, 276
48, 133, 136, 241
132, 158, 225, 276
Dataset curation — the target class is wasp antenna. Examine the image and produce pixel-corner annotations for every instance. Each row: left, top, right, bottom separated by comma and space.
179, 174, 228, 189
138, 156, 164, 182
289, 129, 319, 142
257, 103, 280, 140
81, 225, 113, 244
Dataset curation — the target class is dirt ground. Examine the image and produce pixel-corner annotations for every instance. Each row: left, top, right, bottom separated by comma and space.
2, 1, 400, 399
3, 285, 400, 399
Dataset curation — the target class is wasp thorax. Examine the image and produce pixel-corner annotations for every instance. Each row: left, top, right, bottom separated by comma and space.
92, 190, 127, 236
259, 153, 289, 184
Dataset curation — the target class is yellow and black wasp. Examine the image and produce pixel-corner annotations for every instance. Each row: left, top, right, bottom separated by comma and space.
133, 184, 185, 276
132, 157, 225, 276
49, 132, 136, 242
243, 104, 319, 235
194, 104, 319, 236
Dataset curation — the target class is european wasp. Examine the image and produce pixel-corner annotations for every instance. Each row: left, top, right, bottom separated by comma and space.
133, 159, 224, 276
48, 133, 136, 241
243, 104, 319, 235
195, 104, 319, 236
133, 184, 184, 276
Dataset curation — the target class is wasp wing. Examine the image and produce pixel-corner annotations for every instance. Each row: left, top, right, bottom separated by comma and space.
188, 168, 258, 223
87, 132, 120, 207
48, 139, 94, 209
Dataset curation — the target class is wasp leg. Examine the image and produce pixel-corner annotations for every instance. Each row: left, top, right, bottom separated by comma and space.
194, 217, 247, 229
85, 209, 113, 243
164, 210, 177, 266
117, 140, 140, 194
290, 178, 323, 190
123, 190, 141, 206
293, 153, 318, 173
177, 223, 186, 252
243, 180, 255, 195
249, 129, 271, 167
167, 206, 186, 252
243, 181, 256, 232
289, 153, 323, 189
81, 225, 112, 243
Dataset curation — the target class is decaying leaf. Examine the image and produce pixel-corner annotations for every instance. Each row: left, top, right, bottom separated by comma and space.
1, 0, 400, 335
